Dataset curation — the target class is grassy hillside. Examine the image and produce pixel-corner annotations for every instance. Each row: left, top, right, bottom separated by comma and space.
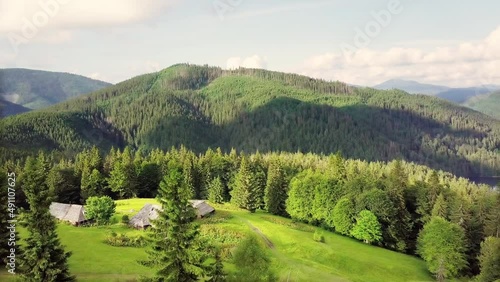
463, 91, 500, 119
0, 199, 434, 282
0, 64, 499, 177
0, 68, 111, 110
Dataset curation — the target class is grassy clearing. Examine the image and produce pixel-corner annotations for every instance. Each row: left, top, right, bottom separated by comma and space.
1, 199, 433, 281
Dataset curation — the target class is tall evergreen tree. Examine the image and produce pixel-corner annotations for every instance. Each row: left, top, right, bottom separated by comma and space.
47, 166, 81, 204
484, 193, 500, 238
431, 193, 448, 218
142, 160, 208, 281
477, 236, 500, 282
264, 159, 288, 216
386, 160, 412, 252
231, 156, 260, 212
18, 156, 75, 282
108, 148, 137, 199
208, 177, 225, 204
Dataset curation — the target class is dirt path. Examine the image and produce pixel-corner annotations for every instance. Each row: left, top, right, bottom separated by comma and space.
246, 220, 275, 249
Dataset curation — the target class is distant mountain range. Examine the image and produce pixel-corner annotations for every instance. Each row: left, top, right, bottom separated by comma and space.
0, 68, 111, 116
374, 79, 500, 118
374, 79, 450, 95
463, 91, 500, 120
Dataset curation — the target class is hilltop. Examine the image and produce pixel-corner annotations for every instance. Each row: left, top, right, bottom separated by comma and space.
0, 64, 499, 177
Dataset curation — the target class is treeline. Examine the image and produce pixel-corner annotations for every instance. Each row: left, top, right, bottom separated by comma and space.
2, 146, 499, 280
1, 64, 499, 177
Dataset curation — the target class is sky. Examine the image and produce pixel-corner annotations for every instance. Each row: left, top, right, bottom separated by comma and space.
1, 0, 499, 87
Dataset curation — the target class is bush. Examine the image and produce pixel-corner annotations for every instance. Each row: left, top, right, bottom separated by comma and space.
313, 229, 325, 243
105, 233, 148, 247
121, 214, 130, 224
199, 225, 246, 259
85, 196, 116, 225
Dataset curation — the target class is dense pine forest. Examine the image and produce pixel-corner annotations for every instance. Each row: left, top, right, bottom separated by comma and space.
1, 146, 499, 280
0, 64, 499, 178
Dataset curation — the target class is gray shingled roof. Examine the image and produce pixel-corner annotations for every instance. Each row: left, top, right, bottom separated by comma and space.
49, 202, 87, 224
129, 201, 214, 228
189, 200, 215, 217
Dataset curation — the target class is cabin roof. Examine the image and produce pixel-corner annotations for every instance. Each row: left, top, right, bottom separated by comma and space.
49, 202, 87, 224
129, 200, 214, 228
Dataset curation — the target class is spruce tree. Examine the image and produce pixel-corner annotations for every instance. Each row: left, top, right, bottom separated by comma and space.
231, 156, 259, 212
484, 193, 500, 238
108, 149, 137, 199
477, 236, 500, 282
251, 153, 267, 209
142, 160, 208, 281
18, 156, 75, 281
208, 248, 226, 282
208, 177, 225, 204
264, 159, 288, 216
47, 166, 80, 204
386, 160, 412, 252
431, 193, 448, 218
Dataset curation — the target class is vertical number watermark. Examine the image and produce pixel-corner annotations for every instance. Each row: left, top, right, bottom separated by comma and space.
6, 171, 17, 275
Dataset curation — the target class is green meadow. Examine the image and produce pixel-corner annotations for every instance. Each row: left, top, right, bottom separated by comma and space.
1, 199, 433, 282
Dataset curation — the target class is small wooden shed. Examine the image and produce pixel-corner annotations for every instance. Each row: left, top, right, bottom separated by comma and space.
49, 202, 89, 226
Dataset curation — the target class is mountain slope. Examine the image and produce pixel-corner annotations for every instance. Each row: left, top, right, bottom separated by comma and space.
0, 68, 111, 110
0, 98, 31, 117
0, 64, 499, 177
463, 91, 500, 119
436, 87, 494, 103
374, 79, 500, 104
374, 79, 449, 95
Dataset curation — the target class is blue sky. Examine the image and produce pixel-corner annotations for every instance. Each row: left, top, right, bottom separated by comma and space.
1, 0, 499, 87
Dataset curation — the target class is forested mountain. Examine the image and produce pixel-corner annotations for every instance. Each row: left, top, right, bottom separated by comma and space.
375, 79, 499, 104
463, 91, 500, 120
0, 98, 31, 117
0, 68, 111, 110
374, 79, 450, 95
436, 87, 494, 103
0, 64, 499, 177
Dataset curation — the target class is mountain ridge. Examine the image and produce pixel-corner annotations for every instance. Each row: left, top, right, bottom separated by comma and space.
1, 64, 499, 177
0, 68, 112, 112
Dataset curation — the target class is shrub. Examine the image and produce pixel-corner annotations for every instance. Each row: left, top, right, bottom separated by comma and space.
85, 196, 116, 225
313, 229, 325, 243
121, 214, 130, 224
105, 233, 148, 247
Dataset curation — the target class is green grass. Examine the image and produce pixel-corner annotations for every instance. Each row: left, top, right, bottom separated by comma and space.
1, 199, 433, 281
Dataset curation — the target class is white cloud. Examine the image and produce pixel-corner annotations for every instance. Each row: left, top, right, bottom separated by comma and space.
298, 26, 500, 87
0, 0, 177, 33
226, 55, 268, 69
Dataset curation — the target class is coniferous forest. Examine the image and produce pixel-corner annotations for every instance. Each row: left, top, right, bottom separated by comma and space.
0, 65, 499, 177
1, 145, 499, 280
1, 65, 499, 281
